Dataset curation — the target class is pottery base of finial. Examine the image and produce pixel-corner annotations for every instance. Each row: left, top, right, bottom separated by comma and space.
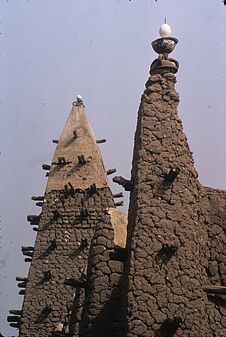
150, 58, 179, 75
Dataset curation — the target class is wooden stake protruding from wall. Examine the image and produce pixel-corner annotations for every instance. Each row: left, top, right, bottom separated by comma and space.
107, 168, 116, 175
31, 196, 44, 201
164, 168, 180, 184
54, 157, 69, 166
115, 201, 124, 207
113, 192, 124, 198
9, 322, 20, 328
204, 285, 226, 295
17, 282, 27, 288
78, 155, 87, 164
16, 276, 28, 282
27, 215, 40, 225
18, 290, 25, 295
113, 176, 133, 191
42, 164, 51, 171
21, 246, 34, 252
7, 316, 21, 323
96, 139, 106, 144
9, 310, 22, 316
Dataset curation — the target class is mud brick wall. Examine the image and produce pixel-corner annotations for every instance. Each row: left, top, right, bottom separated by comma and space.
200, 188, 226, 334
17, 103, 128, 337
122, 72, 225, 337
19, 186, 115, 337
200, 188, 226, 287
80, 210, 124, 337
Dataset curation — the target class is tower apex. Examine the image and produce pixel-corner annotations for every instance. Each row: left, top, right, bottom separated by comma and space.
77, 94, 82, 100
159, 23, 171, 38
150, 23, 179, 75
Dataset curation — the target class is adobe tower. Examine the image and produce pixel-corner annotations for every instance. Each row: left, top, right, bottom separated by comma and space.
9, 99, 127, 337
122, 24, 225, 337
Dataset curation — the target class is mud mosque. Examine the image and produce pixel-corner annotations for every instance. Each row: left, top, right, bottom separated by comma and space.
7, 24, 225, 337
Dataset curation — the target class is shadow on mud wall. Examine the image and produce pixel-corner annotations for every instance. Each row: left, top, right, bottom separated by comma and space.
79, 274, 125, 337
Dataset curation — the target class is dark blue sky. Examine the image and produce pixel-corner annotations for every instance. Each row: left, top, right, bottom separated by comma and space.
1, 0, 226, 334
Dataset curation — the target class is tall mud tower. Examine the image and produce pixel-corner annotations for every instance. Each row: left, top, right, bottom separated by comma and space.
123, 25, 226, 337
11, 100, 127, 337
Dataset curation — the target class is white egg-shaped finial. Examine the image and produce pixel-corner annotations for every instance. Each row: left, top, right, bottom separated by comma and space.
77, 94, 82, 100
159, 23, 171, 38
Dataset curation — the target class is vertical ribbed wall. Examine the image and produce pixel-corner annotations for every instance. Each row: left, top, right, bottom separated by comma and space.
80, 207, 124, 337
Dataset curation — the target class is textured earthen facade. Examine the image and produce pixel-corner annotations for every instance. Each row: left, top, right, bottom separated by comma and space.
9, 52, 225, 337
16, 104, 126, 337
123, 72, 226, 337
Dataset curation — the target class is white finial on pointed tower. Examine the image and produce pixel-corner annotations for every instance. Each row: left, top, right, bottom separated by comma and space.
150, 21, 179, 75
72, 94, 84, 107
77, 94, 83, 101
76, 94, 84, 105
159, 21, 172, 38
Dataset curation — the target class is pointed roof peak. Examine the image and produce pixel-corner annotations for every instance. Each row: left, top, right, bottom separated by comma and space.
46, 104, 109, 193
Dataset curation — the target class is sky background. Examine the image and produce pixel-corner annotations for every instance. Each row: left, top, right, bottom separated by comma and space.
1, 0, 226, 335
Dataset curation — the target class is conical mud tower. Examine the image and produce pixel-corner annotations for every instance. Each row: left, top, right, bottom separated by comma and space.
11, 98, 127, 337
123, 24, 226, 337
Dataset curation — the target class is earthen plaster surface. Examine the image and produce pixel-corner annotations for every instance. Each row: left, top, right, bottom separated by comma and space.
46, 105, 108, 193
122, 72, 226, 337
19, 105, 125, 337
